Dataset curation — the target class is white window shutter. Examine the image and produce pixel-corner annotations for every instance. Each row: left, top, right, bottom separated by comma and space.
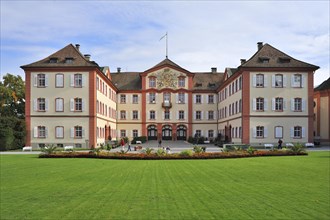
272, 75, 276, 87
33, 99, 37, 111
137, 110, 140, 120
301, 75, 305, 88
283, 75, 287, 87
70, 99, 74, 111
45, 127, 48, 137
45, 75, 49, 87
176, 94, 179, 103
33, 74, 37, 87
302, 127, 306, 138
206, 111, 209, 120
155, 112, 157, 120
155, 93, 158, 103
252, 98, 256, 111
70, 75, 74, 87
146, 93, 150, 103
82, 99, 85, 112
176, 111, 179, 120
264, 99, 268, 111
70, 128, 74, 138
291, 75, 294, 87
193, 111, 196, 120
193, 95, 196, 104
264, 127, 268, 138
201, 111, 204, 120
272, 98, 275, 111
45, 99, 49, 111
283, 99, 287, 110
201, 95, 203, 104
291, 99, 295, 111
169, 111, 172, 120
138, 94, 141, 103
302, 99, 306, 111
206, 95, 209, 104
290, 127, 294, 137
82, 128, 85, 138
34, 127, 38, 138
253, 128, 256, 138
185, 94, 188, 103
82, 75, 86, 87
264, 75, 268, 87
252, 75, 256, 87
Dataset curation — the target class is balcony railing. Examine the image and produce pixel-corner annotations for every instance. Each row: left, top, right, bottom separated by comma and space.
162, 100, 172, 108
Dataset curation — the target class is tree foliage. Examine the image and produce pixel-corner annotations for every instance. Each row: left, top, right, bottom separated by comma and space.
0, 73, 25, 118
0, 117, 26, 150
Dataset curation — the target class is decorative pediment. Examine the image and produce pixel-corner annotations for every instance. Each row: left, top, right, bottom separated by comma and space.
149, 68, 186, 89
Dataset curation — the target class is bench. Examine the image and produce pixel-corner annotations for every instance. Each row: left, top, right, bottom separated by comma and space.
305, 143, 314, 148
203, 140, 210, 144
23, 146, 32, 151
64, 146, 74, 151
134, 146, 142, 151
264, 144, 274, 150
285, 143, 294, 147
136, 141, 142, 144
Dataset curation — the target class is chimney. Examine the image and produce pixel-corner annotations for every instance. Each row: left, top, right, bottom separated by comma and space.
117, 67, 121, 73
84, 54, 91, 61
75, 44, 80, 51
257, 42, 263, 50
211, 67, 217, 73
240, 59, 246, 64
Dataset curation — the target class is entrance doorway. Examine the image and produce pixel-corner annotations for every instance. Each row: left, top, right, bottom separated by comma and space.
147, 125, 157, 140
162, 125, 172, 140
176, 125, 187, 140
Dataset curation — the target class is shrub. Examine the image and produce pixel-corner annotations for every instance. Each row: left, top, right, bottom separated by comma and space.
234, 146, 242, 151
156, 148, 166, 156
106, 143, 112, 151
187, 136, 194, 144
180, 150, 193, 157
193, 146, 203, 154
291, 143, 305, 154
247, 146, 256, 155
143, 147, 153, 155
41, 144, 57, 155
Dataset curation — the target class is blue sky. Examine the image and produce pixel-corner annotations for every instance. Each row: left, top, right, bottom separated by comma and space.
1, 1, 329, 86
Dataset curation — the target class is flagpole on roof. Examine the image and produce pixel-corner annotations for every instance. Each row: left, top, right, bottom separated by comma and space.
160, 32, 168, 59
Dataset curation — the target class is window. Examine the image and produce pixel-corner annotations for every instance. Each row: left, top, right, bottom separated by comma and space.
239, 76, 242, 90
55, 98, 64, 112
164, 110, 170, 120
179, 110, 184, 120
208, 95, 214, 104
195, 130, 201, 137
132, 94, 138, 104
196, 111, 201, 120
149, 93, 156, 103
74, 74, 82, 87
133, 130, 138, 138
49, 58, 58, 63
208, 130, 214, 138
74, 98, 82, 111
120, 130, 126, 137
163, 93, 171, 102
275, 126, 283, 139
293, 126, 302, 138
178, 77, 185, 87
120, 110, 126, 120
235, 101, 238, 114
65, 57, 74, 63
229, 105, 231, 116
256, 98, 264, 111
239, 99, 242, 113
229, 84, 232, 95
149, 77, 156, 87
120, 94, 126, 103
256, 126, 264, 138
275, 97, 283, 111
55, 74, 64, 87
208, 111, 214, 120
275, 74, 283, 88
74, 126, 83, 138
75, 144, 82, 148
256, 74, 264, 87
292, 74, 302, 87
196, 95, 201, 104
55, 126, 64, 138
294, 98, 302, 111
178, 93, 185, 103
235, 80, 238, 92
150, 110, 155, 120
37, 98, 46, 111
37, 74, 46, 87
132, 110, 138, 120
38, 126, 46, 138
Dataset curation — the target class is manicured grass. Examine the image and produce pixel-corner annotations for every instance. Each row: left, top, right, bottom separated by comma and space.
1, 152, 329, 219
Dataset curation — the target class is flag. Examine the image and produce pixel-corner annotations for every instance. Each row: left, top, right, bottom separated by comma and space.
159, 32, 167, 41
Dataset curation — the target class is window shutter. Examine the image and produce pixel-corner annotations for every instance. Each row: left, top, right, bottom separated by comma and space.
264, 75, 268, 87
34, 99, 37, 111
302, 99, 306, 111
155, 93, 158, 103
70, 128, 74, 138
82, 99, 85, 112
252, 98, 256, 111
169, 111, 172, 120
283, 99, 287, 110
45, 75, 49, 87
272, 98, 275, 111
283, 75, 287, 87
201, 111, 204, 120
82, 128, 85, 138
70, 99, 74, 111
137, 110, 140, 120
290, 127, 294, 138
301, 75, 305, 88
138, 94, 141, 103
264, 99, 268, 111
302, 127, 306, 138
272, 75, 275, 87
34, 127, 38, 138
176, 94, 179, 103
252, 75, 256, 87
185, 94, 188, 103
45, 127, 48, 137
193, 95, 196, 104
193, 111, 196, 120
291, 75, 294, 87
82, 75, 86, 87
206, 111, 209, 120
155, 112, 157, 120
176, 111, 179, 120
291, 99, 295, 111
253, 128, 256, 138
201, 95, 203, 104
264, 127, 268, 138
206, 95, 209, 104
45, 99, 49, 111
33, 74, 37, 87
70, 75, 74, 87
146, 93, 150, 103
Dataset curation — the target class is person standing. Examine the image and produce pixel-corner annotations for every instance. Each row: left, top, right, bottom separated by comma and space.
158, 139, 162, 148
278, 139, 283, 149
127, 142, 131, 152
121, 138, 125, 151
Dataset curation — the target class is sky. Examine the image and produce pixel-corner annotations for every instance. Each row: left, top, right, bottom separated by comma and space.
1, 1, 329, 87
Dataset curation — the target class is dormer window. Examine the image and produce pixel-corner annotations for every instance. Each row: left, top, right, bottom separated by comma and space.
259, 57, 269, 63
279, 57, 291, 63
208, 83, 216, 87
65, 57, 74, 63
195, 83, 202, 87
49, 58, 58, 63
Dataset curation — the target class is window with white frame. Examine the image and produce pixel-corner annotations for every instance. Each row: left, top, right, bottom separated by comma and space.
37, 74, 46, 87
294, 98, 302, 111
275, 126, 283, 139
55, 98, 64, 112
74, 126, 83, 138
179, 110, 184, 120
195, 130, 201, 137
149, 93, 156, 103
178, 93, 185, 103
74, 74, 82, 87
164, 110, 170, 120
293, 126, 302, 138
55, 126, 64, 138
275, 74, 283, 87
256, 126, 264, 138
55, 74, 64, 87
74, 98, 82, 111
178, 77, 185, 87
132, 94, 138, 104
120, 130, 126, 138
149, 77, 156, 87
150, 110, 155, 120
256, 98, 264, 111
292, 74, 302, 87
208, 95, 214, 104
38, 126, 46, 138
275, 97, 283, 111
196, 95, 201, 104
208, 111, 214, 120
196, 111, 201, 120
37, 98, 46, 111
120, 110, 126, 120
208, 130, 214, 138
133, 130, 138, 138
256, 74, 264, 87
132, 110, 138, 120
120, 94, 126, 103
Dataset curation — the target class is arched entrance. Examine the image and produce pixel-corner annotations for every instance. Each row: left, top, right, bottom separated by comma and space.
147, 125, 157, 140
162, 125, 172, 140
176, 125, 187, 140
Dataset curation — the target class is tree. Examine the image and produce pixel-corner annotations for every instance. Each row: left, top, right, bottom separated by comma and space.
0, 73, 25, 118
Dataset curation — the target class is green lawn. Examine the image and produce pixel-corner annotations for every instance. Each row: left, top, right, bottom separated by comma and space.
1, 152, 329, 220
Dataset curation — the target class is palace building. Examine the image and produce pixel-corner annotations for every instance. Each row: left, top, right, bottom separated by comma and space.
21, 42, 319, 148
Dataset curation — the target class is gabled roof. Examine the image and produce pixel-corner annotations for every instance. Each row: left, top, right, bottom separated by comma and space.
111, 72, 142, 91
314, 77, 330, 91
144, 58, 190, 73
240, 43, 319, 70
193, 72, 224, 90
21, 44, 99, 68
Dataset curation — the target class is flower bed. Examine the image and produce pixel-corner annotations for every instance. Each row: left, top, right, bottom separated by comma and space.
39, 150, 308, 160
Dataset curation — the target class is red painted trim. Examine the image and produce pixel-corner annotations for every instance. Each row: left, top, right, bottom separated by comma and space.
188, 76, 193, 137
141, 91, 146, 136
307, 72, 314, 142
25, 71, 31, 146
241, 71, 250, 144
89, 70, 97, 148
